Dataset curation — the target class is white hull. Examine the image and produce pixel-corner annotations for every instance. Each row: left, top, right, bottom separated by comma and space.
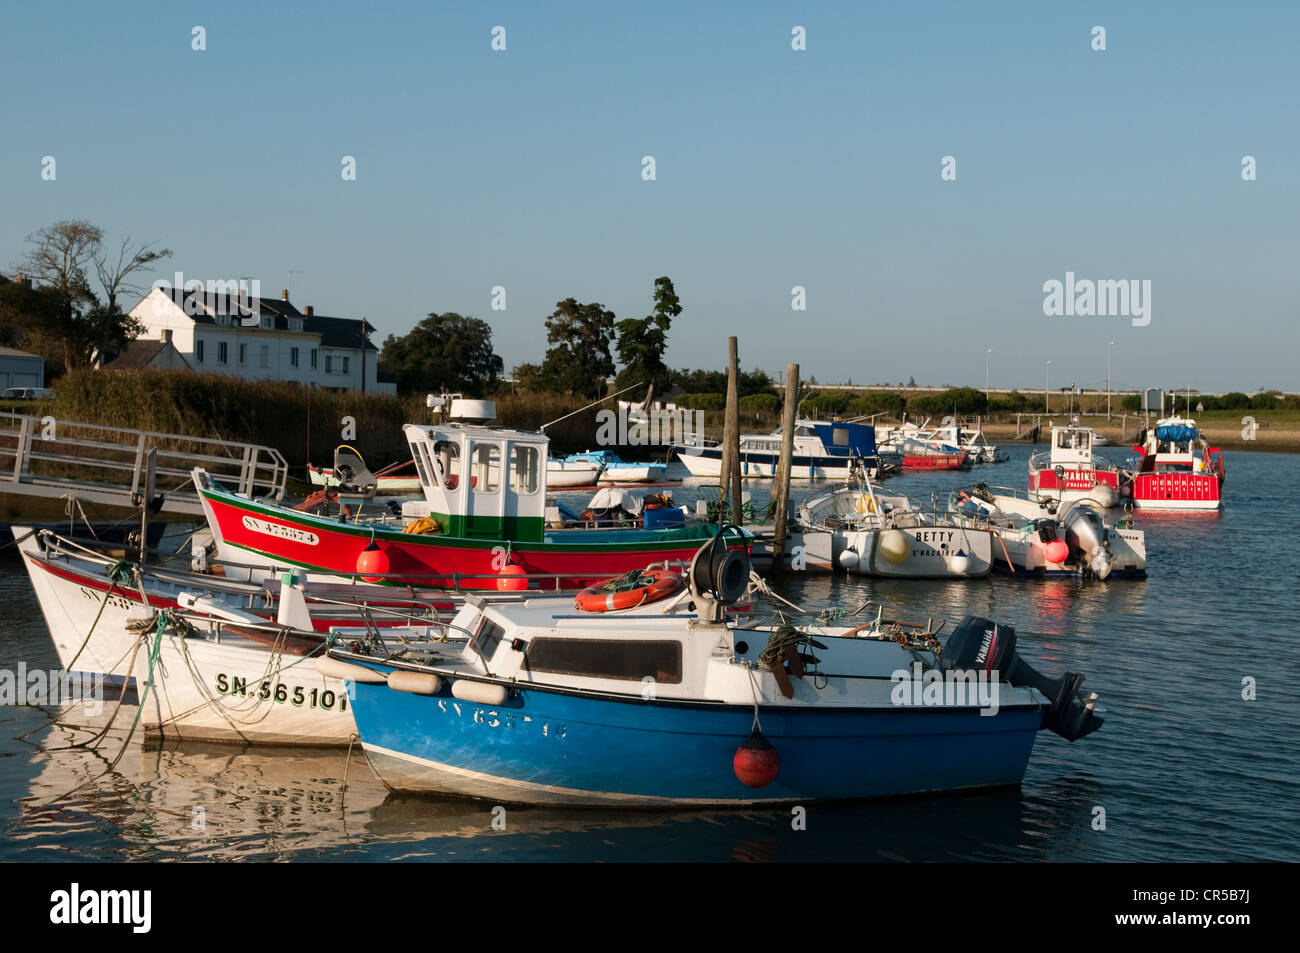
599, 464, 667, 483
545, 462, 604, 487
788, 526, 994, 577
17, 538, 356, 745
675, 452, 864, 481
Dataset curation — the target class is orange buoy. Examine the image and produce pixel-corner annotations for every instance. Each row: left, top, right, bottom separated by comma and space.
1043, 540, 1069, 565
497, 563, 528, 592
357, 541, 390, 583
574, 568, 682, 612
733, 730, 779, 788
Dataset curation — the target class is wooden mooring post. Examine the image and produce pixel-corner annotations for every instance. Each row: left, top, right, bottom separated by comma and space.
770, 362, 799, 575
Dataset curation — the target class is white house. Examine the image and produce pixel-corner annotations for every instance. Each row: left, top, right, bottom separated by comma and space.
127, 285, 395, 394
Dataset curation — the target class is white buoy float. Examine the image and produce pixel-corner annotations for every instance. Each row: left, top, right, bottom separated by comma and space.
451, 679, 508, 706
838, 547, 860, 569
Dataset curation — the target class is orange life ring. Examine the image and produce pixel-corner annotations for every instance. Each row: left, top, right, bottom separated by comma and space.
575, 568, 683, 612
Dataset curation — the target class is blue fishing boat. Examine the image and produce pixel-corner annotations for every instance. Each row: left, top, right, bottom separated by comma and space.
673, 418, 887, 480
330, 536, 1103, 805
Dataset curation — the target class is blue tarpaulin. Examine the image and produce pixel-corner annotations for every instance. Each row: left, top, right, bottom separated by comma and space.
1156, 424, 1197, 443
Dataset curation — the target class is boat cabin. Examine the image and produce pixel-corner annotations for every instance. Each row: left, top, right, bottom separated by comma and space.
756, 419, 877, 458
1047, 424, 1100, 468
403, 417, 548, 543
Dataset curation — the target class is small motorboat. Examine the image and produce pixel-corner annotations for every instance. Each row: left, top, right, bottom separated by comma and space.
308, 447, 423, 493
562, 450, 667, 483
545, 457, 605, 487
790, 478, 994, 577
333, 533, 1104, 804
948, 485, 1146, 578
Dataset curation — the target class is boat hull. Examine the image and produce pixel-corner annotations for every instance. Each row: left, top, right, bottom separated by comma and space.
1129, 472, 1222, 510
351, 675, 1042, 805
674, 446, 862, 480
199, 484, 743, 590
791, 526, 995, 577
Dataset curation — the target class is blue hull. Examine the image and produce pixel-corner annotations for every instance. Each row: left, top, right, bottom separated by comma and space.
350, 674, 1044, 806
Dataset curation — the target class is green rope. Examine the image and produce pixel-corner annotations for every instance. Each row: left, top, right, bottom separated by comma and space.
66, 561, 134, 672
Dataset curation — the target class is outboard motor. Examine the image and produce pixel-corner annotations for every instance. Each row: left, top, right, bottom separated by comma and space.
942, 616, 1102, 741
1063, 507, 1112, 579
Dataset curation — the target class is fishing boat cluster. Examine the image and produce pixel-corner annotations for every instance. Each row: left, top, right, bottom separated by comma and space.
11, 395, 1226, 807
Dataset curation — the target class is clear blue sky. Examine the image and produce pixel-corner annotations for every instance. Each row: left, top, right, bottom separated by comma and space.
3, 1, 1296, 394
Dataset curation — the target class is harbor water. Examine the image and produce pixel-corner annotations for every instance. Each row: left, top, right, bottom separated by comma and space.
1, 445, 1297, 861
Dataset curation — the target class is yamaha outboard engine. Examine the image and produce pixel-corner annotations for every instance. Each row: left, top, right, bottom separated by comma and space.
942, 616, 1102, 741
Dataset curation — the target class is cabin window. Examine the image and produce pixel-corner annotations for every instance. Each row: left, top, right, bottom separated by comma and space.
470, 442, 500, 493
525, 638, 683, 683
471, 618, 506, 663
832, 427, 849, 446
433, 440, 461, 489
510, 445, 539, 494
795, 426, 815, 437
410, 442, 431, 486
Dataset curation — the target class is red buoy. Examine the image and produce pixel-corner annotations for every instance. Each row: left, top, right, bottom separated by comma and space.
357, 541, 390, 583
733, 730, 779, 788
497, 563, 528, 592
1043, 540, 1070, 565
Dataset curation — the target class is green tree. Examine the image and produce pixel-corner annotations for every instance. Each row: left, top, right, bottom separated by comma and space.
540, 298, 615, 399
614, 276, 680, 393
379, 312, 503, 395
13, 220, 170, 370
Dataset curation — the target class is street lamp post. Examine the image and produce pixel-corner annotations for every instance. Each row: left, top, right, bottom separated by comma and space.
1045, 360, 1052, 414
985, 348, 992, 402
1107, 340, 1115, 420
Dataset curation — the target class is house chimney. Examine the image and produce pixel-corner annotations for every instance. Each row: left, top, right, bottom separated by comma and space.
304, 305, 314, 316
282, 289, 289, 301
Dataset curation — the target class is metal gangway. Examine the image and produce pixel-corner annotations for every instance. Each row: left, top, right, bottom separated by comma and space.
0, 413, 287, 516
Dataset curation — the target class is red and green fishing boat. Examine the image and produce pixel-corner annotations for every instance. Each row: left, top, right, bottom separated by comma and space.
195, 400, 746, 590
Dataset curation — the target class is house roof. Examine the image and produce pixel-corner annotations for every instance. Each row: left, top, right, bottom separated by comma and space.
306, 314, 379, 351
0, 346, 42, 359
146, 285, 375, 349
102, 340, 193, 370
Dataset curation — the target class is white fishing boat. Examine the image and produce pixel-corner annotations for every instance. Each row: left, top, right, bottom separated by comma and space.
14, 528, 460, 745
948, 485, 1146, 578
788, 470, 994, 577
792, 491, 994, 577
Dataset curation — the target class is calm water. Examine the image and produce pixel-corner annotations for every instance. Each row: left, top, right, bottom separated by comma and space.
2, 446, 1297, 862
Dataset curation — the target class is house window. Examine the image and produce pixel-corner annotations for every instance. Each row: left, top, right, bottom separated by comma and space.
310, 349, 318, 369
260, 345, 270, 368
342, 356, 350, 374
325, 356, 333, 373
239, 343, 247, 365
290, 347, 299, 368
218, 342, 228, 364
289, 318, 303, 332
260, 316, 273, 330
196, 340, 205, 363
